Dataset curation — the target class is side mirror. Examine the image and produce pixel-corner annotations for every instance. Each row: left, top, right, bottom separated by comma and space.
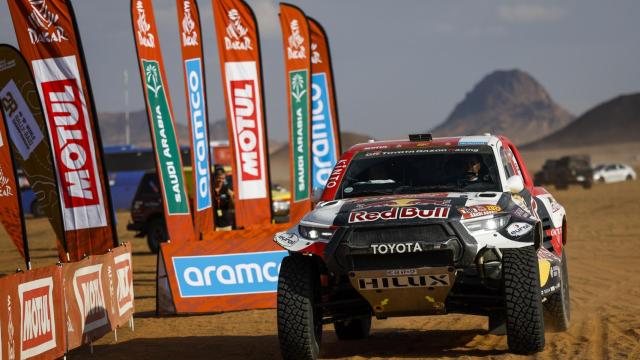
506, 175, 524, 193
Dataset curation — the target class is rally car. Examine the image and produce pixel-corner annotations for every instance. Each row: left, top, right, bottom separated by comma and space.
274, 134, 570, 359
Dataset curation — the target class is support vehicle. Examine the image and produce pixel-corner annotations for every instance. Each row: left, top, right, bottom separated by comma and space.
274, 134, 570, 358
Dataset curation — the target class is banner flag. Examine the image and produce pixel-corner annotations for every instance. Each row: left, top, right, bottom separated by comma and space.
308, 17, 342, 194
7, 1, 118, 261
0, 45, 66, 263
0, 80, 29, 266
177, 0, 215, 235
212, 0, 273, 227
279, 3, 313, 223
131, 0, 196, 244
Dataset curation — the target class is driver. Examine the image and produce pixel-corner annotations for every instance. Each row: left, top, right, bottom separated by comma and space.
463, 155, 487, 183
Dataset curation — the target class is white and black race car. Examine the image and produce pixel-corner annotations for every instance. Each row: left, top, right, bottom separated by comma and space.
274, 134, 570, 359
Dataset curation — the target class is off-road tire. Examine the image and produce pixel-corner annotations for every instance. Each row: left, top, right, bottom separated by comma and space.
627, 174, 634, 181
277, 255, 322, 360
503, 246, 545, 354
582, 180, 592, 189
146, 218, 167, 254
544, 250, 571, 331
334, 314, 372, 340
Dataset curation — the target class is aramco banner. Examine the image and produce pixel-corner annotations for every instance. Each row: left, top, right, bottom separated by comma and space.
132, 0, 195, 244
212, 0, 272, 227
279, 3, 312, 223
0, 87, 29, 265
0, 45, 66, 262
308, 17, 342, 194
176, 0, 214, 235
8, 0, 118, 261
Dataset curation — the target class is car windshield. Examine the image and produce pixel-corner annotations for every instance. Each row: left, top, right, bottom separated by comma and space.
337, 146, 502, 199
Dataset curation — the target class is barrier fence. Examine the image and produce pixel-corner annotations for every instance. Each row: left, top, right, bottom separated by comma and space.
0, 243, 134, 359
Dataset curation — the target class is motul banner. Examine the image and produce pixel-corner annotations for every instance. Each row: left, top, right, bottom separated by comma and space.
132, 0, 195, 244
0, 265, 66, 360
0, 84, 29, 265
8, 0, 118, 261
212, 0, 272, 227
157, 224, 289, 314
0, 45, 66, 262
308, 17, 342, 194
177, 0, 214, 235
279, 3, 312, 223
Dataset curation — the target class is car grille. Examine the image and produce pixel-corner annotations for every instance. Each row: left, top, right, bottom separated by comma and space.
346, 224, 450, 247
351, 251, 454, 271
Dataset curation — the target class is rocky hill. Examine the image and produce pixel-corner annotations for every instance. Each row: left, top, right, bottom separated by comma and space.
431, 69, 574, 145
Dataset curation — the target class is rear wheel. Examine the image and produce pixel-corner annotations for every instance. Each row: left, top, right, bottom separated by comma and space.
503, 246, 546, 354
277, 255, 322, 360
627, 174, 634, 181
334, 313, 372, 340
544, 250, 571, 331
146, 218, 168, 254
582, 180, 592, 189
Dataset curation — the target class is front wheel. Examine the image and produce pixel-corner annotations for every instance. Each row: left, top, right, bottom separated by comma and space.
503, 246, 546, 354
277, 255, 322, 360
544, 250, 571, 331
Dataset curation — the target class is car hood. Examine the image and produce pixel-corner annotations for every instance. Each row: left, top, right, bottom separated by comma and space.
303, 192, 523, 227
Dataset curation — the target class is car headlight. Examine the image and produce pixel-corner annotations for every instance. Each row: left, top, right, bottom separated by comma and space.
298, 225, 335, 240
463, 215, 510, 234
272, 200, 290, 213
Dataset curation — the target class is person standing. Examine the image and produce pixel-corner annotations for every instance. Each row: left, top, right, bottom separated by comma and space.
213, 166, 234, 231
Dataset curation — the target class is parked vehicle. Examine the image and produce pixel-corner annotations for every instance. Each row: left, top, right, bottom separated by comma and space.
534, 155, 593, 190
128, 168, 291, 253
274, 134, 570, 358
593, 163, 637, 183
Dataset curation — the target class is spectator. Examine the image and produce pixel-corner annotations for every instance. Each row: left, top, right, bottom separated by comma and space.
213, 166, 234, 231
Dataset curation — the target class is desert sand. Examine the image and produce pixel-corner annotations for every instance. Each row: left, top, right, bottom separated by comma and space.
1, 178, 639, 359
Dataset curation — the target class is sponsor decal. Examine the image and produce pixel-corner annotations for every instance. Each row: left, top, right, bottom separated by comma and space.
72, 264, 108, 333
513, 206, 534, 219
511, 194, 528, 210
386, 268, 417, 276
7, 295, 16, 360
311, 42, 321, 64
289, 70, 310, 201
134, 0, 155, 48
356, 198, 451, 210
506, 222, 533, 237
142, 60, 189, 214
172, 251, 288, 297
26, 0, 68, 44
184, 58, 211, 211
181, 1, 198, 46
548, 196, 562, 213
358, 274, 450, 290
274, 232, 300, 248
458, 205, 502, 219
311, 73, 336, 190
225, 61, 267, 200
1, 80, 45, 159
224, 9, 252, 51
349, 207, 450, 223
286, 20, 306, 59
0, 58, 17, 72
371, 242, 423, 255
0, 159, 13, 197
18, 277, 56, 358
326, 159, 347, 188
114, 253, 134, 316
32, 56, 107, 231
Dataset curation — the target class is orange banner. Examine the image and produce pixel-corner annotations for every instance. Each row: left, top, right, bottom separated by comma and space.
279, 4, 313, 223
157, 224, 289, 314
131, 0, 196, 244
0, 264, 66, 360
212, 0, 273, 227
0, 97, 28, 264
8, 0, 118, 261
308, 17, 342, 194
177, 0, 215, 235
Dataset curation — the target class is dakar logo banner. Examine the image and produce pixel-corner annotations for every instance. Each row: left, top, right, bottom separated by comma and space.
279, 3, 312, 222
18, 277, 57, 359
135, 1, 155, 48
213, 0, 272, 227
224, 9, 252, 51
26, 0, 68, 44
181, 0, 198, 46
143, 60, 189, 215
309, 17, 342, 192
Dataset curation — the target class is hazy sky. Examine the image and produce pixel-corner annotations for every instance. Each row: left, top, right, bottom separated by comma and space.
1, 0, 638, 142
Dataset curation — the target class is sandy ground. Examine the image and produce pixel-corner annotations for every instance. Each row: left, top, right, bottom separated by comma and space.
1, 178, 640, 359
